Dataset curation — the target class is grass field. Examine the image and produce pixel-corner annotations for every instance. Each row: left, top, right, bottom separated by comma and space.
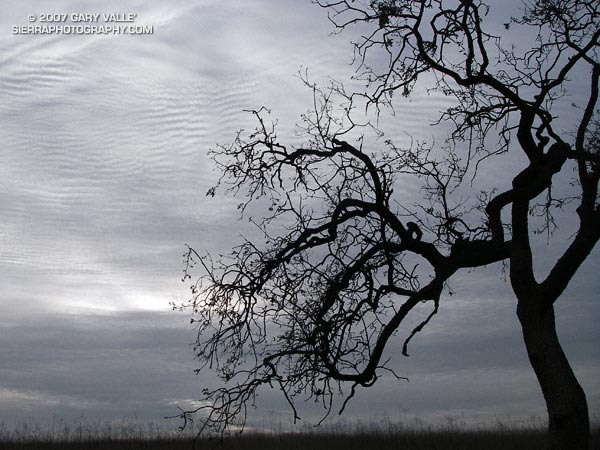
1, 419, 598, 450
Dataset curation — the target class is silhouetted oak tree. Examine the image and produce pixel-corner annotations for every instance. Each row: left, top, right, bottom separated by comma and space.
179, 1, 599, 449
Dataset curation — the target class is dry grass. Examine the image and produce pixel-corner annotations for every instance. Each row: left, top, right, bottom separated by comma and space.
0, 418, 597, 450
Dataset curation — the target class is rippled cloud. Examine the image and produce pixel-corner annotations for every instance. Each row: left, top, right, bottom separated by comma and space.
1, 0, 598, 430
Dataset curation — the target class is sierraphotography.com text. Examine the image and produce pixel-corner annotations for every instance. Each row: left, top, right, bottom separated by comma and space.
12, 12, 153, 35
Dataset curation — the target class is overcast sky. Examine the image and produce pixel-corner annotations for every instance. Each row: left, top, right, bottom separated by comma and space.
1, 0, 598, 433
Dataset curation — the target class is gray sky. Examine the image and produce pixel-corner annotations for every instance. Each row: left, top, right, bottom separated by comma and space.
1, 0, 598, 433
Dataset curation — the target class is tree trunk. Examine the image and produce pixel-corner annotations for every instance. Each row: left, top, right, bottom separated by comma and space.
517, 299, 589, 450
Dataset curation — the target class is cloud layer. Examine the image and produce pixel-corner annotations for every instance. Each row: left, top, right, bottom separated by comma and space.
1, 0, 598, 430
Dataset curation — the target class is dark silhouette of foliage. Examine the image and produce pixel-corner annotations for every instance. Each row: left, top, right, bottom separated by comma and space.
178, 1, 599, 449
